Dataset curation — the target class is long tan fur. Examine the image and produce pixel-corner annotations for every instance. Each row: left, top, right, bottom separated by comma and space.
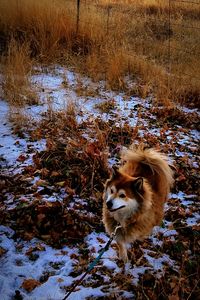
102, 144, 174, 262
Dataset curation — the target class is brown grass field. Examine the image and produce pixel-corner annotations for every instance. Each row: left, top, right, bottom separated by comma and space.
0, 0, 200, 107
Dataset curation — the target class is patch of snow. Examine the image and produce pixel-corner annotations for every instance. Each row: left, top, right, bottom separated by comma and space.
0, 100, 27, 166
189, 129, 200, 140
131, 266, 149, 285
67, 286, 105, 300
170, 191, 185, 200
186, 213, 200, 226
178, 105, 200, 115
0, 225, 79, 300
0, 100, 46, 167
143, 249, 177, 273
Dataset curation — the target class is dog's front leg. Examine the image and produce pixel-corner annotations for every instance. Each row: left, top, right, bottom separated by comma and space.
117, 242, 128, 263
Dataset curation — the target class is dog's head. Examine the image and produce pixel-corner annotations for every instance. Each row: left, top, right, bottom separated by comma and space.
104, 166, 145, 214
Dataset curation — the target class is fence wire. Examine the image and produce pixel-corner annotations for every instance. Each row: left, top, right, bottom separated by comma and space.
171, 0, 200, 5
168, 0, 200, 87
73, 0, 200, 88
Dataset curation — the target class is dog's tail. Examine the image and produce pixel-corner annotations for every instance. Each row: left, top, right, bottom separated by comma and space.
120, 144, 174, 194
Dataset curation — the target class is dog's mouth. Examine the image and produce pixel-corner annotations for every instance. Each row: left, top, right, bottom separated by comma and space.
109, 205, 126, 212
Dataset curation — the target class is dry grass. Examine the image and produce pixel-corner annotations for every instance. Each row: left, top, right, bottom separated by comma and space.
0, 0, 75, 59
0, 0, 199, 107
2, 38, 38, 106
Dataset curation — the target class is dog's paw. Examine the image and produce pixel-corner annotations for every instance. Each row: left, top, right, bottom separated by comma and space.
119, 253, 129, 264
118, 242, 128, 264
123, 261, 131, 274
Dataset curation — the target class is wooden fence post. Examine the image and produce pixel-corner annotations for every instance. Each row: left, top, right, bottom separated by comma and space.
106, 5, 112, 35
76, 0, 80, 34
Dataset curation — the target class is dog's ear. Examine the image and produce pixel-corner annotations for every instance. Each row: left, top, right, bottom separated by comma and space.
111, 165, 120, 178
133, 177, 143, 192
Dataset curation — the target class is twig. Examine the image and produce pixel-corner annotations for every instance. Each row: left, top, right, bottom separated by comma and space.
186, 279, 200, 300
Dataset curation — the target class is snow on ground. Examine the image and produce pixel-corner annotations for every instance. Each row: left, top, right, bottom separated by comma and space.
0, 100, 28, 166
0, 66, 199, 299
2, 66, 199, 168
0, 100, 46, 168
0, 225, 76, 300
0, 225, 180, 300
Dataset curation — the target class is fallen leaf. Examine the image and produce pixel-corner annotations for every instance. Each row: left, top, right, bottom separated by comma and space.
37, 213, 46, 223
97, 237, 105, 244
21, 278, 41, 292
56, 181, 66, 187
25, 247, 34, 256
51, 171, 60, 177
35, 179, 48, 187
0, 247, 7, 257
17, 154, 27, 162
24, 232, 35, 240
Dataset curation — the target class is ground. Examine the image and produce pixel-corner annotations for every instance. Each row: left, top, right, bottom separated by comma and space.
0, 66, 199, 300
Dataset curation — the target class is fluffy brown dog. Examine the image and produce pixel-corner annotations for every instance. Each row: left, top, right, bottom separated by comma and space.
102, 145, 174, 262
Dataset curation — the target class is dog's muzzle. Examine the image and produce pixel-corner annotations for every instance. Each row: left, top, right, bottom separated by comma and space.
106, 200, 125, 212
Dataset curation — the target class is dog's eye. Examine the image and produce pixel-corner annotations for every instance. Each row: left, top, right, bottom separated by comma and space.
119, 193, 126, 198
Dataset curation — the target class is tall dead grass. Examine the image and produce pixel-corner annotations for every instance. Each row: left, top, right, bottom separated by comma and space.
0, 0, 73, 59
2, 38, 38, 106
0, 0, 199, 107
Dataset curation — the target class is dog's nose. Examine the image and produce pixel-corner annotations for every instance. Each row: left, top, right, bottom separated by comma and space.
106, 200, 113, 210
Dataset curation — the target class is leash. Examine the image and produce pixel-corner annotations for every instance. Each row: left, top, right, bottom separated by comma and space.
62, 224, 122, 300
